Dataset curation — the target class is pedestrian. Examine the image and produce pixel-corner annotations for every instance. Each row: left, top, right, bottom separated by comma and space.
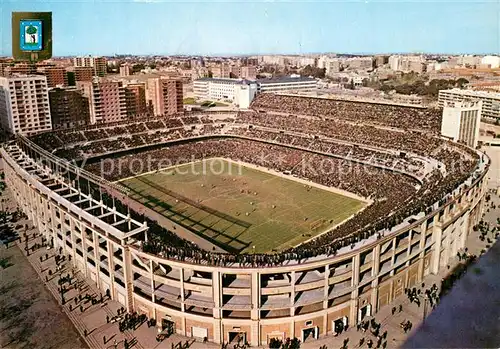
399, 304, 403, 312
392, 306, 396, 315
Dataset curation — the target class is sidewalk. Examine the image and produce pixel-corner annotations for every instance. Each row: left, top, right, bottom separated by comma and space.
16, 231, 220, 349
7, 187, 500, 349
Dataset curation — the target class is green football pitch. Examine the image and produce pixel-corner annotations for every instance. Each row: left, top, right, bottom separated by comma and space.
119, 159, 366, 254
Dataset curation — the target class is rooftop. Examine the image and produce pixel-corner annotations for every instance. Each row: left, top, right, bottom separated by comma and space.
257, 76, 317, 84
441, 88, 500, 99
195, 77, 255, 85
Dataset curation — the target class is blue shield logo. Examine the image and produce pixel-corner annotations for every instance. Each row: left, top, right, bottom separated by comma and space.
20, 20, 43, 51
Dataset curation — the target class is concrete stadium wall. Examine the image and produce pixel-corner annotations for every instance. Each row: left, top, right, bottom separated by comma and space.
1, 141, 488, 347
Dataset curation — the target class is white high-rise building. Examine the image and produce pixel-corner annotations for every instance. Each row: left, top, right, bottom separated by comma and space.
235, 83, 258, 109
441, 100, 482, 148
0, 75, 52, 135
438, 88, 500, 121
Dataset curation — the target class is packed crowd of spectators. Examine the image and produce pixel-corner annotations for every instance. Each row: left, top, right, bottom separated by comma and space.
25, 96, 484, 267
250, 94, 442, 132
227, 127, 427, 178
236, 111, 443, 157
82, 135, 481, 266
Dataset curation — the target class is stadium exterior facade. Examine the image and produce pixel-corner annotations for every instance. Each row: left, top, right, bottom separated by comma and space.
2, 133, 488, 347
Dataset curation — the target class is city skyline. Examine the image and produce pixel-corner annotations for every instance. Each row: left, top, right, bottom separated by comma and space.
1, 0, 499, 57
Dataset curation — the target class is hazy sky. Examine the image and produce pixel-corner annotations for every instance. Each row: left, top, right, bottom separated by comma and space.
1, 0, 499, 56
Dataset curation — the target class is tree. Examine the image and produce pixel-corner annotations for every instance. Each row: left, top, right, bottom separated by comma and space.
26, 25, 37, 43
455, 78, 469, 88
299, 65, 325, 79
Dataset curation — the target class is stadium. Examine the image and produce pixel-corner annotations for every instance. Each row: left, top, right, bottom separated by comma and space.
2, 94, 489, 347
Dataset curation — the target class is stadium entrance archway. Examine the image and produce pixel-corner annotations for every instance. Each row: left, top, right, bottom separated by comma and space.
162, 318, 175, 336
333, 316, 348, 335
358, 304, 372, 322
301, 326, 318, 342
267, 332, 285, 345
228, 331, 246, 345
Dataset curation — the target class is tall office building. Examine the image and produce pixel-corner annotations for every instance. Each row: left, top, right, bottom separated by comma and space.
0, 75, 52, 135
78, 79, 127, 124
125, 83, 147, 117
49, 87, 90, 130
73, 56, 107, 77
147, 77, 183, 116
441, 100, 482, 148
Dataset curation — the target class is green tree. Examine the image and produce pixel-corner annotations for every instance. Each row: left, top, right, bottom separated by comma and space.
299, 65, 325, 79
455, 78, 469, 88
26, 25, 37, 35
26, 25, 37, 43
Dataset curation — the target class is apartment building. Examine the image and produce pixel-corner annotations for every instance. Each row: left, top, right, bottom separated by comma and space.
0, 75, 52, 135
73, 56, 107, 77
345, 57, 373, 70
147, 77, 183, 116
3, 63, 37, 77
78, 79, 127, 124
441, 100, 482, 148
241, 66, 257, 80
49, 87, 90, 129
161, 79, 183, 116
125, 83, 148, 117
388, 55, 426, 74
38, 67, 68, 88
438, 89, 500, 121
74, 67, 94, 82
120, 64, 132, 77
325, 59, 342, 76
